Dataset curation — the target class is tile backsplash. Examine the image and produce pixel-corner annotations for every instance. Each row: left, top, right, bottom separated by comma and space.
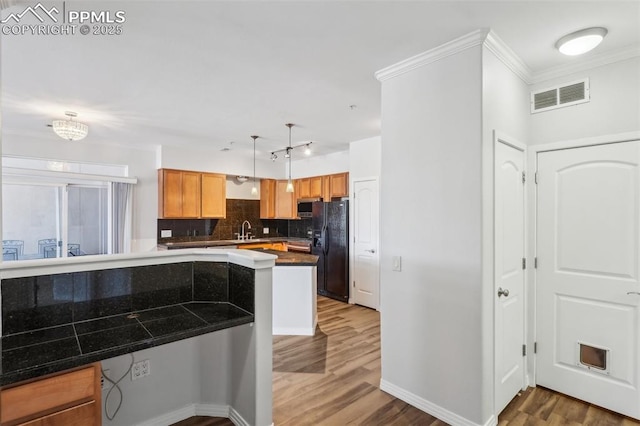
158, 199, 313, 241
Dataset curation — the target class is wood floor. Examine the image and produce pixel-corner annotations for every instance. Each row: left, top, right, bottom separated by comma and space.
174, 296, 639, 426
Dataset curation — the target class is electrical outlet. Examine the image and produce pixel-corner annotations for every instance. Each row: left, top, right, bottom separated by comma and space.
131, 360, 151, 381
101, 369, 110, 390
161, 230, 172, 238
263, 227, 269, 234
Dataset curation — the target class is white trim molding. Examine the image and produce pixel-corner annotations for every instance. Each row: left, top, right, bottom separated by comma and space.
375, 29, 640, 86
380, 379, 497, 426
133, 403, 238, 426
375, 28, 490, 82
484, 31, 532, 84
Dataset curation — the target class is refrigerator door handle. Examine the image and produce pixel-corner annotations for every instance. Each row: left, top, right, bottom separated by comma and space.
324, 225, 330, 255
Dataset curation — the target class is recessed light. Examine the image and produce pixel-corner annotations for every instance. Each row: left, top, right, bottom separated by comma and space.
556, 27, 607, 56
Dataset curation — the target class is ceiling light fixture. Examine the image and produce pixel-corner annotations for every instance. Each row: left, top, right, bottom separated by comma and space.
251, 135, 258, 195
285, 123, 294, 193
271, 152, 278, 161
304, 143, 312, 156
52, 111, 88, 141
556, 27, 607, 56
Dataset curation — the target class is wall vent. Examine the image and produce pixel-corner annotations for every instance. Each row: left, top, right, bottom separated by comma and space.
531, 78, 589, 113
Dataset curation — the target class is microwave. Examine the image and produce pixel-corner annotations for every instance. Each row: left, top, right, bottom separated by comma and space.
297, 200, 318, 218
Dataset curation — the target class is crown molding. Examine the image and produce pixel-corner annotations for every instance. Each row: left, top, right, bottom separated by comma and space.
484, 31, 533, 84
531, 44, 640, 84
375, 28, 490, 82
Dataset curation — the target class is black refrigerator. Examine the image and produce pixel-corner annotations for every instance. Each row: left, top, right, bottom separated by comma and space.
312, 200, 349, 302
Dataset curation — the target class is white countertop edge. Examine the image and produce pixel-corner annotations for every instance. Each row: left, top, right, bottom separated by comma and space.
0, 249, 277, 279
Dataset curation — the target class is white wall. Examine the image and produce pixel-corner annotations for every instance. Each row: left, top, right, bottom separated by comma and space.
349, 136, 381, 179
289, 149, 349, 178
530, 57, 640, 145
379, 45, 486, 424
159, 144, 282, 179
1, 135, 158, 251
101, 338, 201, 426
226, 176, 261, 200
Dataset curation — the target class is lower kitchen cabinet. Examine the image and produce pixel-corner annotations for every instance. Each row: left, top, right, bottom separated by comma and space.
0, 363, 101, 426
239, 242, 287, 251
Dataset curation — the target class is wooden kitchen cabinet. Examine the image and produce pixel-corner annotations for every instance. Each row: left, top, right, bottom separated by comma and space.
159, 169, 226, 219
158, 169, 201, 218
0, 363, 101, 426
260, 179, 276, 219
201, 172, 226, 218
298, 178, 311, 199
309, 176, 323, 198
275, 180, 297, 219
329, 172, 349, 198
320, 173, 349, 201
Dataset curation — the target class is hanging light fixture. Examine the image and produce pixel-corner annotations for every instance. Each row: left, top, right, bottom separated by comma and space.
304, 143, 312, 156
251, 135, 258, 195
285, 123, 294, 193
52, 111, 89, 141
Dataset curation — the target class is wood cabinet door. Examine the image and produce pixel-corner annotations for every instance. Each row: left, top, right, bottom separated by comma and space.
260, 179, 276, 219
201, 173, 226, 218
18, 401, 98, 426
275, 180, 296, 218
160, 169, 183, 218
322, 175, 331, 201
309, 176, 323, 198
298, 178, 311, 199
181, 171, 201, 218
330, 172, 349, 198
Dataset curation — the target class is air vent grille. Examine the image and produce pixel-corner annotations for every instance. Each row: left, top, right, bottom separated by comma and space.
531, 78, 589, 113
534, 89, 558, 110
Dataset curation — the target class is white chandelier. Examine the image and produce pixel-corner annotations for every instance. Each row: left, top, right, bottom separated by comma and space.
52, 111, 89, 141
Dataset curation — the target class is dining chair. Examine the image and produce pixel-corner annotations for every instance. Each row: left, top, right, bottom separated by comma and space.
3, 247, 18, 261
2, 240, 24, 258
68, 243, 81, 256
38, 239, 59, 258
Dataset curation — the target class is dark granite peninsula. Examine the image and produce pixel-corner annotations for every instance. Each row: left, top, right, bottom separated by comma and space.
0, 249, 275, 426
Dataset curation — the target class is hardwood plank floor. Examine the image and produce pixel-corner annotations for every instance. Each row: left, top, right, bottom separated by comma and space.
175, 296, 639, 426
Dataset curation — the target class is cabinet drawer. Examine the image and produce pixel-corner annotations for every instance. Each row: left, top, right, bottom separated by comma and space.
1, 365, 98, 424
17, 401, 98, 426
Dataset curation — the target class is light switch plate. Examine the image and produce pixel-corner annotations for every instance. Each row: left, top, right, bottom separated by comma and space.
392, 256, 402, 272
263, 227, 269, 234
161, 230, 172, 238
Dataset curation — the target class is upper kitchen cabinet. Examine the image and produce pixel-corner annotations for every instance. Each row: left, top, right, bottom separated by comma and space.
158, 169, 226, 219
159, 169, 201, 218
260, 179, 276, 219
298, 176, 323, 199
275, 180, 297, 219
321, 172, 349, 200
201, 172, 226, 218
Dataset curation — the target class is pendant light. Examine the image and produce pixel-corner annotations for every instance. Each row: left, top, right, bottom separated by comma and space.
251, 135, 258, 195
285, 123, 294, 193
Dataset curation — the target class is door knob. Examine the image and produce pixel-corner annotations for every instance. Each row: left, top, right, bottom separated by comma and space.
365, 249, 376, 253
497, 287, 510, 298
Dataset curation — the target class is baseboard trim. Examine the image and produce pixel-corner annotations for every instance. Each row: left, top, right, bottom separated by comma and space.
133, 403, 233, 426
380, 379, 495, 426
273, 326, 315, 336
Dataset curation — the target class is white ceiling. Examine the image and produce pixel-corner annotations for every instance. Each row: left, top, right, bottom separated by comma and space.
1, 1, 639, 160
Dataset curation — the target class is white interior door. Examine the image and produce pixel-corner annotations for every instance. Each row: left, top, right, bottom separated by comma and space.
352, 179, 379, 309
495, 139, 526, 414
536, 141, 640, 419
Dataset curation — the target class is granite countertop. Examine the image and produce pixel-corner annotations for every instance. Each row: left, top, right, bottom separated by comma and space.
0, 302, 253, 386
250, 249, 318, 266
158, 237, 312, 249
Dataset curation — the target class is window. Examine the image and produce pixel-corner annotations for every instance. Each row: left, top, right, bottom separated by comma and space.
2, 157, 135, 261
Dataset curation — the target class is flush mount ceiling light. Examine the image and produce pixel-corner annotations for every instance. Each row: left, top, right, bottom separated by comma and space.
556, 27, 607, 56
52, 111, 88, 141
251, 135, 258, 195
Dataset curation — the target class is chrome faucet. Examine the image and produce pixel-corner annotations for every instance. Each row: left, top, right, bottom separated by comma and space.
240, 220, 252, 240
